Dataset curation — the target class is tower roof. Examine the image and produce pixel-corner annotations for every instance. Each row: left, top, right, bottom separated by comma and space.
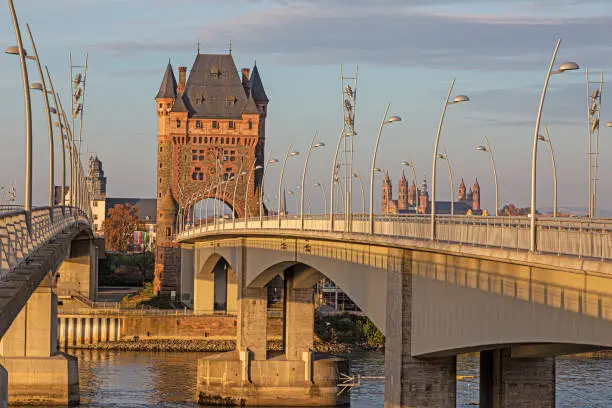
171, 92, 191, 113
400, 170, 407, 184
249, 63, 269, 103
459, 178, 466, 189
473, 178, 480, 189
180, 54, 258, 119
159, 189, 178, 214
384, 172, 391, 184
156, 62, 177, 99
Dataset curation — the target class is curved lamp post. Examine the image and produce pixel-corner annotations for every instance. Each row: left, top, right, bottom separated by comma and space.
352, 173, 365, 215
476, 136, 499, 216
401, 157, 418, 207
25, 24, 54, 210
539, 125, 558, 217
46, 71, 67, 208
277, 145, 299, 227
430, 79, 469, 239
314, 182, 327, 215
300, 133, 325, 229
259, 157, 278, 226
436, 148, 454, 216
244, 164, 263, 227
529, 38, 579, 251
369, 104, 402, 234
6, 0, 32, 212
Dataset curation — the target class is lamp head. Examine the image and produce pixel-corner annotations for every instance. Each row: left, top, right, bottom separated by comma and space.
30, 83, 44, 92
537, 135, 547, 142
268, 158, 279, 164
313, 142, 325, 148
451, 95, 470, 104
558, 61, 579, 72
476, 145, 488, 152
352, 173, 360, 179
5, 46, 26, 56
254, 165, 264, 170
436, 153, 446, 160
314, 182, 321, 187
240, 171, 248, 175
401, 160, 411, 166
386, 115, 402, 124
289, 151, 299, 157
606, 121, 612, 128
374, 167, 384, 173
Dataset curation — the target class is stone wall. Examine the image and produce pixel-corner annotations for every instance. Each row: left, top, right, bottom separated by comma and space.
154, 242, 182, 296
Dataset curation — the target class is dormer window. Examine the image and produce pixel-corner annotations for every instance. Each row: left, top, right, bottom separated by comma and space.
225, 96, 237, 107
212, 121, 218, 129
228, 121, 235, 129
210, 66, 221, 79
196, 120, 202, 128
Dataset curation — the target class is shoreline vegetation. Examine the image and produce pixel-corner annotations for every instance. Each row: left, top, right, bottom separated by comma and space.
62, 313, 385, 353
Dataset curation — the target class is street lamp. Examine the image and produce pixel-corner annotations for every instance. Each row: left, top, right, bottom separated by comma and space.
476, 136, 499, 216
314, 182, 327, 215
288, 190, 299, 214
401, 157, 418, 208
352, 173, 365, 215
244, 164, 263, 227
46, 70, 67, 209
277, 145, 299, 227
436, 148, 454, 216
431, 79, 469, 239
24, 24, 55, 210
539, 125, 558, 217
6, 0, 32, 212
300, 133, 325, 229
259, 157, 278, 227
369, 104, 402, 234
529, 38, 579, 252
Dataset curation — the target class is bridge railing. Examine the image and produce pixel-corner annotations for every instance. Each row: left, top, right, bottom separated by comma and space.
0, 206, 89, 280
179, 214, 612, 262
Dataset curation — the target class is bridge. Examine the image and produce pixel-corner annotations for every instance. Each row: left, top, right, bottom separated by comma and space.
176, 214, 612, 407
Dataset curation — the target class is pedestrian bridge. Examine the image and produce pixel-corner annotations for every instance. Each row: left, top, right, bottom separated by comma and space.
176, 214, 612, 407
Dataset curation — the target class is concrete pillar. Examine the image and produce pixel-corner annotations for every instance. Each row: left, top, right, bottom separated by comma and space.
56, 237, 97, 300
67, 317, 74, 346
227, 266, 238, 314
384, 249, 456, 408
84, 317, 91, 344
480, 349, 555, 408
0, 286, 79, 405
236, 287, 268, 360
180, 244, 195, 305
284, 269, 314, 360
101, 318, 108, 342
109, 318, 117, 341
58, 317, 66, 348
92, 318, 100, 344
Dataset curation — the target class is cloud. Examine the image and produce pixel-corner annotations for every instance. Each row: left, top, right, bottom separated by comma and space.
90, 6, 612, 71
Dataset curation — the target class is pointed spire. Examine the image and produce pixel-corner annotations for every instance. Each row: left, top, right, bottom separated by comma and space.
473, 178, 480, 189
400, 170, 407, 183
249, 63, 269, 103
384, 171, 391, 184
459, 178, 466, 189
280, 187, 287, 215
171, 92, 191, 114
156, 61, 177, 99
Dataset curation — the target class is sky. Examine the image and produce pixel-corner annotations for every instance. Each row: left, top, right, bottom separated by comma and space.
1, 0, 612, 215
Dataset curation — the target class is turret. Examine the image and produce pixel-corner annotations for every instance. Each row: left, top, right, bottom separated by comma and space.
472, 178, 481, 212
418, 178, 430, 214
398, 171, 409, 211
458, 178, 466, 201
157, 189, 178, 242
408, 182, 418, 207
156, 62, 177, 136
382, 172, 393, 214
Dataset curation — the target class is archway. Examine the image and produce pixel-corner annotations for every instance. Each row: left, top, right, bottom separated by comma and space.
194, 254, 238, 315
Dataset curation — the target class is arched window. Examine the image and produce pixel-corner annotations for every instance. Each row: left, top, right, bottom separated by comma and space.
199, 137, 202, 143
204, 137, 208, 143
232, 137, 235, 144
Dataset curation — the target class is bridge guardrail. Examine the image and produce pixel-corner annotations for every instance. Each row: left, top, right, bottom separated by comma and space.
0, 206, 89, 280
178, 214, 612, 262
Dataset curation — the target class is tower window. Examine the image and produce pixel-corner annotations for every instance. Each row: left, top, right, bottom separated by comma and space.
228, 121, 235, 129
196, 120, 202, 128
159, 146, 163, 153
176, 120, 181, 128
192, 155, 198, 160
248, 120, 253, 130
166, 227, 171, 236
159, 163, 163, 168
220, 137, 224, 144
199, 137, 202, 143
232, 138, 235, 144
237, 138, 241, 144
212, 121, 218, 129
159, 103, 162, 108
204, 137, 208, 143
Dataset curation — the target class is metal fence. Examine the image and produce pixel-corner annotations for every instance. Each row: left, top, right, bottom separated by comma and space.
0, 206, 90, 280
178, 214, 612, 262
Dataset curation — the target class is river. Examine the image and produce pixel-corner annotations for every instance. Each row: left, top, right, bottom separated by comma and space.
60, 350, 612, 407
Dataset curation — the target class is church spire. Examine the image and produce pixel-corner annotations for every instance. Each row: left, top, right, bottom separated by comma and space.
249, 63, 269, 103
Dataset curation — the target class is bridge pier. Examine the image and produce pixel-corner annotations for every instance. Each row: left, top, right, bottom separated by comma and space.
384, 250, 457, 408
56, 237, 98, 300
0, 285, 79, 405
480, 349, 555, 408
196, 251, 347, 406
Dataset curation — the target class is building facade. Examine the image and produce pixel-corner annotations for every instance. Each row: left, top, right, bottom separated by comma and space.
383, 174, 482, 215
154, 52, 268, 295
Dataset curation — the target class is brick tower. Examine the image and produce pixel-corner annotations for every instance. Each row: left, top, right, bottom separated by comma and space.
418, 178, 430, 214
472, 178, 481, 212
154, 53, 268, 296
382, 172, 392, 214
397, 171, 409, 211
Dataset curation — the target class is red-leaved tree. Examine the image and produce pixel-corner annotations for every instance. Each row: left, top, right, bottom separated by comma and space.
103, 204, 139, 252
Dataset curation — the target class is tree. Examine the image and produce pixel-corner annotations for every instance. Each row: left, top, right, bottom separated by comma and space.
104, 204, 139, 252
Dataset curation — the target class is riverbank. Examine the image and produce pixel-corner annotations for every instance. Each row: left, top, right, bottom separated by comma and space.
65, 337, 383, 353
